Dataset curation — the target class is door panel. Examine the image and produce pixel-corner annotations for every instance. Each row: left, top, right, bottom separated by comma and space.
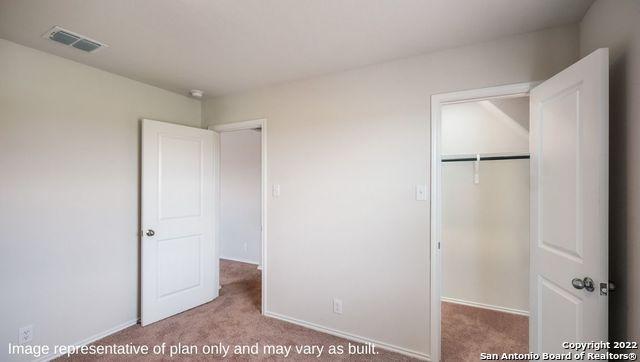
159, 135, 203, 219
539, 277, 583, 353
142, 119, 217, 326
540, 88, 581, 260
530, 48, 608, 352
157, 235, 201, 297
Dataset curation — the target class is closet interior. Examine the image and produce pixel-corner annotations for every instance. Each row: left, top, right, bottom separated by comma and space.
440, 95, 530, 360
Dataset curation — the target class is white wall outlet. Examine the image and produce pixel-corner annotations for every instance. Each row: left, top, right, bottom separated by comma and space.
333, 298, 343, 314
19, 325, 33, 344
272, 184, 280, 198
416, 184, 427, 201
243, 242, 248, 252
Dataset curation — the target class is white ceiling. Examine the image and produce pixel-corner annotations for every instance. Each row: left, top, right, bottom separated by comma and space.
0, 0, 593, 98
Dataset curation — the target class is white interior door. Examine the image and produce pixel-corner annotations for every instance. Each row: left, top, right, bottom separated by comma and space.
530, 48, 608, 352
141, 119, 217, 326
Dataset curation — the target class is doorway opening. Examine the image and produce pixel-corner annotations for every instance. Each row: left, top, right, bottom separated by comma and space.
211, 119, 267, 314
430, 83, 535, 361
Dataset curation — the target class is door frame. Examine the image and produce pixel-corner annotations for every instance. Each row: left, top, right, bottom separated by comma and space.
209, 119, 268, 314
429, 82, 536, 361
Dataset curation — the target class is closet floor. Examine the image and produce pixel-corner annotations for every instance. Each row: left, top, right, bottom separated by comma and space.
442, 301, 528, 361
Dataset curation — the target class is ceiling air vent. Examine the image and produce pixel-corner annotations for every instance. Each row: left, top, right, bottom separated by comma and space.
42, 26, 108, 53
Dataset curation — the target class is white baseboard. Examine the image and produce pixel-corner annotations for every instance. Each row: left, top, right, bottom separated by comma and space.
441, 297, 529, 317
34, 319, 138, 362
220, 256, 259, 265
264, 310, 430, 361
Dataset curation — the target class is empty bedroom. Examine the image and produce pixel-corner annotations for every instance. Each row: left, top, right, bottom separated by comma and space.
1, 0, 638, 361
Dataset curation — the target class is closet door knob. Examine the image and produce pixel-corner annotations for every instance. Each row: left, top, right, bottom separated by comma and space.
572, 278, 584, 289
145, 229, 155, 237
572, 277, 595, 292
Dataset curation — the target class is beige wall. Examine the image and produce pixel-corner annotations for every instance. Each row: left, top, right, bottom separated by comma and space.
220, 129, 262, 264
442, 161, 530, 312
0, 39, 201, 361
204, 25, 579, 357
441, 99, 529, 156
580, 0, 640, 346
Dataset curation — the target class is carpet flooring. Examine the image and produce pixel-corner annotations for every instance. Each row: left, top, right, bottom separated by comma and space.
59, 260, 526, 361
441, 301, 529, 361
61, 260, 413, 361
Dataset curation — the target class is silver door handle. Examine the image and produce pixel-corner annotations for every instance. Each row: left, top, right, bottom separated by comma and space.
572, 277, 595, 292
145, 229, 155, 237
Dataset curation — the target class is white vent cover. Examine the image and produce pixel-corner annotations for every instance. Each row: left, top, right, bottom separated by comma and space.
42, 26, 108, 53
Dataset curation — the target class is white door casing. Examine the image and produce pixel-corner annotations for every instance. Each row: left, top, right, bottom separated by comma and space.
529, 48, 609, 352
430, 82, 536, 362
141, 119, 217, 326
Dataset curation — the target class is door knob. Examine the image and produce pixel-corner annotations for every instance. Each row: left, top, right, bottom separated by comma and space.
145, 229, 155, 237
572, 277, 595, 292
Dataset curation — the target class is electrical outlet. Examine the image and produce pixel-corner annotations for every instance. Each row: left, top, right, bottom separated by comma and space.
272, 184, 280, 198
333, 298, 343, 314
244, 242, 248, 252
19, 325, 33, 344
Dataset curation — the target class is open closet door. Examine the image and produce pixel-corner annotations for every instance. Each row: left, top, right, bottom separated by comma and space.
141, 119, 217, 326
529, 48, 608, 352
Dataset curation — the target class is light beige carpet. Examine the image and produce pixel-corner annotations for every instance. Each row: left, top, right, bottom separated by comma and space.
441, 301, 529, 361
60, 259, 414, 361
